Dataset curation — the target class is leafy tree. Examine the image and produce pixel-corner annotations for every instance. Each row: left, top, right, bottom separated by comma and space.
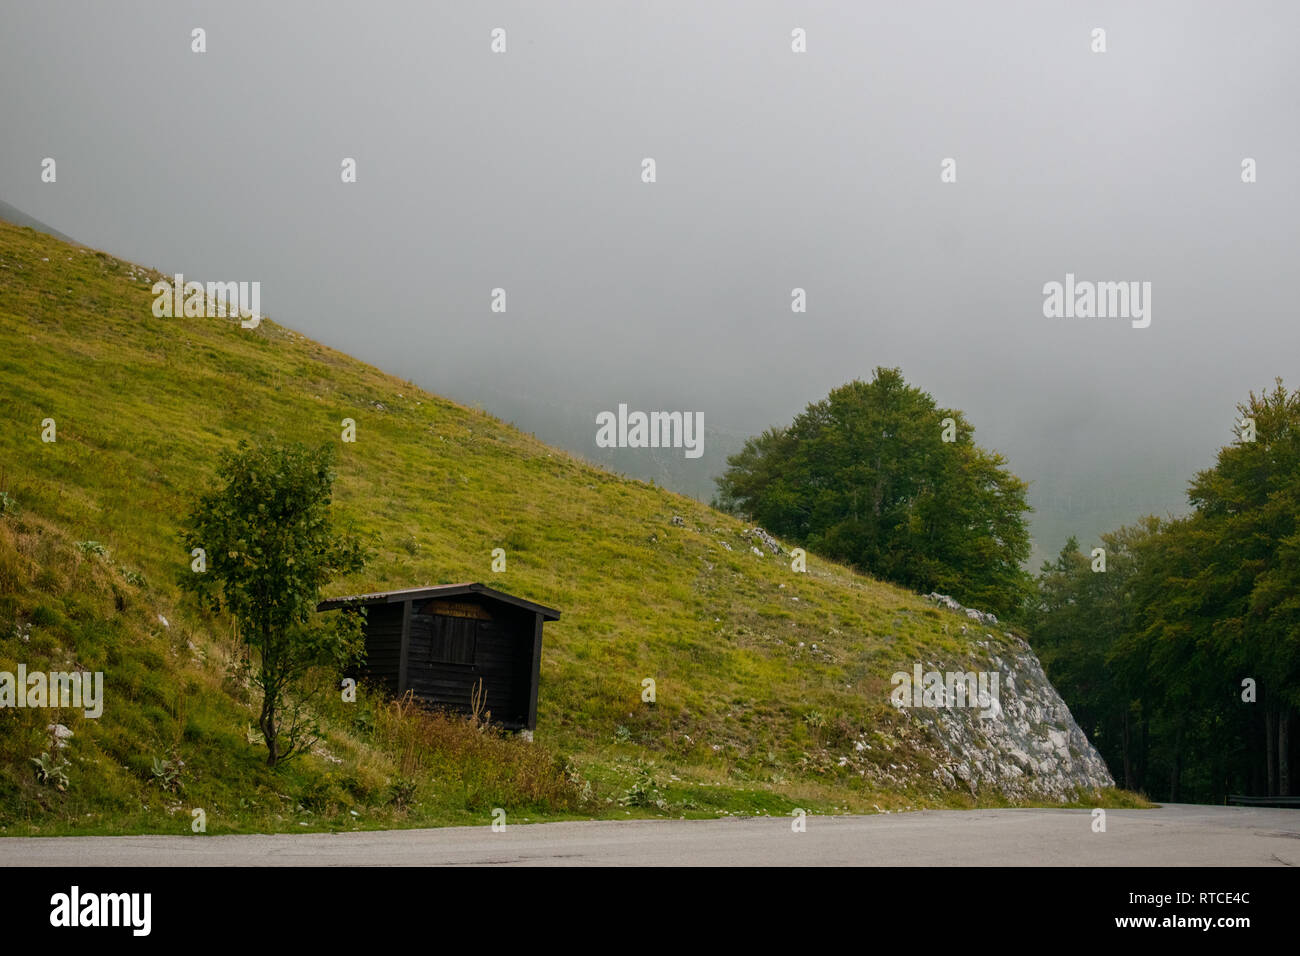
1180, 380, 1300, 794
1030, 520, 1158, 791
180, 439, 366, 766
716, 368, 1032, 617
1033, 379, 1300, 801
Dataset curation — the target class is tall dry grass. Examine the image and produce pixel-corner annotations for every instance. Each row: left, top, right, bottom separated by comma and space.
374, 691, 590, 813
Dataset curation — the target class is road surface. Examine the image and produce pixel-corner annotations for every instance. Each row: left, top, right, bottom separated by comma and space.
1, 804, 1296, 866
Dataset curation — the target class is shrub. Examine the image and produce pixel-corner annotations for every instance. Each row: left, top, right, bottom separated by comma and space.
119, 567, 146, 587
619, 762, 667, 810
150, 756, 183, 793
298, 777, 337, 813
386, 776, 418, 809
75, 540, 109, 558
30, 605, 59, 628
32, 752, 71, 791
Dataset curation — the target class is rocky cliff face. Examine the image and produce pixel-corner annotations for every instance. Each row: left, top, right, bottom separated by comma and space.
731, 528, 1116, 803
901, 594, 1115, 802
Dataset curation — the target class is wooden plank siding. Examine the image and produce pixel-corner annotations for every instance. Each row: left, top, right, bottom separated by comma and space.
403, 598, 531, 728
524, 612, 543, 730
357, 602, 404, 694
320, 583, 559, 732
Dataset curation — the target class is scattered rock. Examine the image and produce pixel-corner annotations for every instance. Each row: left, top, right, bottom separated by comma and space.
47, 724, 73, 748
926, 592, 998, 627
744, 527, 783, 555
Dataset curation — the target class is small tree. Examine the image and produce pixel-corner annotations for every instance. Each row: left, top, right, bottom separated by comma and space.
180, 439, 366, 766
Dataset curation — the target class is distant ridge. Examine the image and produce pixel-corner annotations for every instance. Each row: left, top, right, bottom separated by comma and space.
0, 198, 77, 244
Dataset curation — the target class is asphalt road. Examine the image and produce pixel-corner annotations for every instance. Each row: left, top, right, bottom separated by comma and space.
2, 805, 1296, 866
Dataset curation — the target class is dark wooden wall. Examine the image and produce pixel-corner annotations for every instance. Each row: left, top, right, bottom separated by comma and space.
348, 594, 543, 730
358, 602, 404, 694
401, 597, 534, 728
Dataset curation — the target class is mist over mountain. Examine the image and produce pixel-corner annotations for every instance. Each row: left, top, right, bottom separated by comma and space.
0, 200, 76, 245
3, 1, 1296, 569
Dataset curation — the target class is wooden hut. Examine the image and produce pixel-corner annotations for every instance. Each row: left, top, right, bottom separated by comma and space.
317, 583, 560, 732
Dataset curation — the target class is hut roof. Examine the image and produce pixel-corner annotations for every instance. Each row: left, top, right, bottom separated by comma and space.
317, 582, 560, 620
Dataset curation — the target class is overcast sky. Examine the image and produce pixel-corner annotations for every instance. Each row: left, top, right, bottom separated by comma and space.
3, 1, 1297, 564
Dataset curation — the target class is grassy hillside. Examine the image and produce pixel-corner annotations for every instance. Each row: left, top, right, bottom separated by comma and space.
0, 220, 1127, 835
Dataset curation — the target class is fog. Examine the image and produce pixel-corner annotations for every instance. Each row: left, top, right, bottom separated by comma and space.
3, 0, 1297, 564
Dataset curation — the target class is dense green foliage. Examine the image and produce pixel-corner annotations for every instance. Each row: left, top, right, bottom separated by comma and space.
715, 368, 1033, 618
1030, 381, 1300, 802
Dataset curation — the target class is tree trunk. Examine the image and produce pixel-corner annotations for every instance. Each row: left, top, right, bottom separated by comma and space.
1251, 705, 1263, 796
1136, 709, 1148, 794
1169, 720, 1184, 802
259, 623, 281, 767
1281, 707, 1292, 797
261, 692, 279, 767
1122, 708, 1134, 790
1266, 708, 1278, 797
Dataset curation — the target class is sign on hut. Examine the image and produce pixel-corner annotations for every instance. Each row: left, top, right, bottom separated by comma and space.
317, 583, 560, 732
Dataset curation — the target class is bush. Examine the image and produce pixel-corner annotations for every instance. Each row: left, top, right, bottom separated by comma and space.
119, 567, 146, 587
619, 762, 667, 810
298, 777, 338, 813
30, 605, 59, 628
32, 752, 71, 792
150, 756, 183, 793
386, 776, 418, 809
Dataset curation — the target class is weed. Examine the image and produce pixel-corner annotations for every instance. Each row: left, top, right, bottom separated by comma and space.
150, 756, 183, 793
620, 762, 668, 810
387, 777, 418, 809
32, 752, 71, 791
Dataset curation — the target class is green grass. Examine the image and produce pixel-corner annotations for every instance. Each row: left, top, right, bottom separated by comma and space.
0, 221, 1141, 835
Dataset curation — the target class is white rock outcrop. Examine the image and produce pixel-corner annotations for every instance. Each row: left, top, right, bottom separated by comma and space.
908, 594, 1115, 801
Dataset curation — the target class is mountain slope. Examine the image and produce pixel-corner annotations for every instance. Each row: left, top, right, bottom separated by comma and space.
0, 200, 77, 245
0, 220, 1121, 834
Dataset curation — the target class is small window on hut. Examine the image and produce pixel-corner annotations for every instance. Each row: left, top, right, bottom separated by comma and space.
428, 615, 477, 665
